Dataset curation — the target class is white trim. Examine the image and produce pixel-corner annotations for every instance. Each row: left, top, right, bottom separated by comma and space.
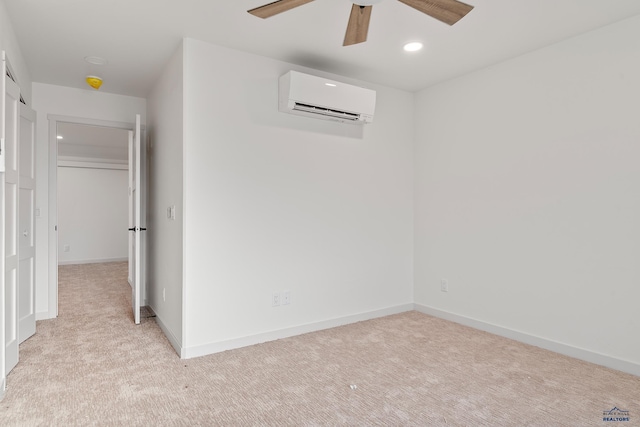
414, 304, 640, 377
48, 114, 142, 131
58, 155, 127, 164
48, 118, 58, 319
154, 311, 183, 357
57, 257, 128, 266
57, 161, 127, 170
48, 114, 140, 320
181, 303, 414, 359
35, 311, 53, 321
1, 50, 7, 403
58, 157, 128, 170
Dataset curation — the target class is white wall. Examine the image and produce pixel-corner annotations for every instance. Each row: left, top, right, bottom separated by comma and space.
57, 166, 128, 264
32, 83, 146, 319
0, 0, 31, 104
146, 44, 184, 349
181, 39, 414, 355
414, 15, 640, 373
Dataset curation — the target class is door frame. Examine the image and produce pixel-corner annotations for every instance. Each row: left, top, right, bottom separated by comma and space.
2, 51, 25, 398
1, 51, 8, 399
18, 101, 37, 344
47, 115, 140, 317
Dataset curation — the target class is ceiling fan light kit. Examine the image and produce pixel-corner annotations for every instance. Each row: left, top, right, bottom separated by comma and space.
248, 0, 473, 46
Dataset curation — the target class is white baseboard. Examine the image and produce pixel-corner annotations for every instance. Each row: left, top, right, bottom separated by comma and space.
414, 303, 640, 377
153, 310, 183, 358
0, 378, 5, 401
58, 257, 128, 266
36, 310, 56, 321
182, 303, 415, 359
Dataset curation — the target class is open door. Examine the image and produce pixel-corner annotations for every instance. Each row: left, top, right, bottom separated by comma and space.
128, 114, 145, 324
1, 50, 8, 398
3, 53, 20, 377
18, 102, 36, 343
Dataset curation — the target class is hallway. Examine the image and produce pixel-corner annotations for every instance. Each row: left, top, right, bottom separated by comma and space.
1, 262, 175, 425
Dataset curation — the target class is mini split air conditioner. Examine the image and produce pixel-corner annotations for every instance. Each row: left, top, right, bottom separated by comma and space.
279, 70, 376, 125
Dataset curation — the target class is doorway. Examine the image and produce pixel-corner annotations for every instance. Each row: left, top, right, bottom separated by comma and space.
48, 116, 145, 318
56, 123, 129, 266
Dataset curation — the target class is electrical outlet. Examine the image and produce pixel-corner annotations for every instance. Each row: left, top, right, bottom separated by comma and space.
163, 288, 166, 302
272, 292, 281, 307
282, 291, 290, 305
63, 245, 70, 253
440, 278, 448, 292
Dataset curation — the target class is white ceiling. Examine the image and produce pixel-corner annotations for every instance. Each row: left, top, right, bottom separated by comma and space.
5, 0, 640, 98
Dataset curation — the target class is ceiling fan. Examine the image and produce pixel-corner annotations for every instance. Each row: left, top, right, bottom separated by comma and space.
248, 0, 474, 46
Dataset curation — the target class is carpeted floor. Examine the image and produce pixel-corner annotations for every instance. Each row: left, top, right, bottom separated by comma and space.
0, 262, 638, 426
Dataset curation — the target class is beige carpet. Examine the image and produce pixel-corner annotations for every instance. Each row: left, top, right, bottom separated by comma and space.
0, 262, 638, 426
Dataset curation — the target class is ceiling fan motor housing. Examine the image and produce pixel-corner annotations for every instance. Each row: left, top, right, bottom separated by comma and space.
352, 0, 385, 5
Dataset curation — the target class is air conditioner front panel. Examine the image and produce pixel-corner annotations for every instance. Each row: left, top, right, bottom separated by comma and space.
293, 102, 360, 120
279, 71, 376, 124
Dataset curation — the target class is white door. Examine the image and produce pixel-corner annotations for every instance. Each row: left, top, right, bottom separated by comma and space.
1, 50, 7, 397
18, 102, 36, 344
128, 130, 134, 287
3, 60, 20, 375
128, 114, 144, 324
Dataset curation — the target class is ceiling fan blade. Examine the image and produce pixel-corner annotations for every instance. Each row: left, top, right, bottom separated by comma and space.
248, 0, 315, 19
397, 0, 473, 25
343, 4, 373, 46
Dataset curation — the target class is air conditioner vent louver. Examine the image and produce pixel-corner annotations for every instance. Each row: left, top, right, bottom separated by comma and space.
279, 71, 376, 125
293, 102, 360, 121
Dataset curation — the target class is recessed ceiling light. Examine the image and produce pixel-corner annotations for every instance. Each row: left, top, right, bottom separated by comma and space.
325, 83, 337, 87
57, 135, 63, 140
84, 56, 108, 65
403, 42, 423, 52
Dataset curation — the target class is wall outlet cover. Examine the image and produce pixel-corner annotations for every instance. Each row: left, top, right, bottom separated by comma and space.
272, 292, 281, 307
